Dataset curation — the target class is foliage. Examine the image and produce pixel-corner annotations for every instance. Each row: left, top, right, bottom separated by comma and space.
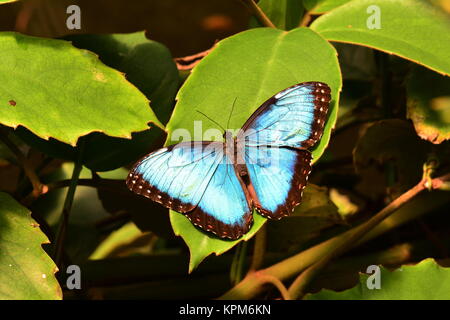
307, 259, 450, 300
0, 0, 449, 300
0, 193, 61, 299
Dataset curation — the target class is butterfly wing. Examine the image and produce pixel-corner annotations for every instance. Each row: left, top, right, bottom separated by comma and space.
244, 146, 311, 219
127, 141, 252, 239
188, 159, 253, 239
240, 82, 331, 149
238, 82, 330, 219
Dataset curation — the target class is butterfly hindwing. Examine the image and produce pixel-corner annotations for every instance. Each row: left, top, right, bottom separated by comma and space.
188, 160, 253, 239
241, 82, 331, 149
126, 141, 252, 239
244, 146, 312, 219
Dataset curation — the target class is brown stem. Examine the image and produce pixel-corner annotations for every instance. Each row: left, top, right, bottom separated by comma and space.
249, 224, 267, 271
240, 0, 276, 28
0, 128, 45, 198
174, 46, 215, 71
219, 173, 450, 300
252, 272, 290, 300
52, 141, 85, 268
299, 11, 312, 27
47, 178, 127, 194
288, 175, 449, 299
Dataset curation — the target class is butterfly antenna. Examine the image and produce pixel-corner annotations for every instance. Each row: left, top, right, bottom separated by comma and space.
196, 110, 226, 132
226, 97, 238, 130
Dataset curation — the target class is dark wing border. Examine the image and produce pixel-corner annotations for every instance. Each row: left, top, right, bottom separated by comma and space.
240, 81, 331, 149
246, 149, 312, 220
126, 141, 221, 213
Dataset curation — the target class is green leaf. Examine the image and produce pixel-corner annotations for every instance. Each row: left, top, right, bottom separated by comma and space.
251, 0, 304, 30
407, 66, 450, 144
167, 27, 342, 271
9, 32, 177, 171
67, 32, 179, 124
171, 213, 266, 273
0, 32, 163, 147
303, 0, 353, 14
307, 258, 450, 299
0, 192, 62, 299
310, 0, 450, 76
89, 222, 144, 260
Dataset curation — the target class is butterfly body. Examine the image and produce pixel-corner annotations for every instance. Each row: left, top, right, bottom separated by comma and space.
127, 82, 331, 239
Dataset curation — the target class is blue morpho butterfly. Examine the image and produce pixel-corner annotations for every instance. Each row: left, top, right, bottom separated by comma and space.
126, 82, 331, 240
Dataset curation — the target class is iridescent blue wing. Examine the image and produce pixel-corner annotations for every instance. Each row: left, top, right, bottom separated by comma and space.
188, 160, 253, 239
244, 146, 312, 219
238, 82, 330, 219
240, 82, 331, 149
126, 142, 252, 239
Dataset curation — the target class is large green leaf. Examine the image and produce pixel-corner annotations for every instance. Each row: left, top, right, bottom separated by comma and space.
407, 66, 450, 144
0, 192, 61, 299
250, 0, 304, 30
10, 32, 177, 171
0, 32, 162, 147
303, 0, 353, 14
310, 0, 450, 76
307, 258, 450, 299
166, 27, 342, 271
67, 32, 179, 124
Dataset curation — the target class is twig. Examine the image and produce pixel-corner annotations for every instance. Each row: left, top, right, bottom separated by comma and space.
219, 173, 450, 300
234, 241, 247, 285
47, 178, 127, 194
174, 46, 214, 71
0, 128, 45, 198
240, 0, 276, 28
253, 272, 291, 300
52, 140, 86, 268
288, 174, 450, 299
230, 242, 248, 285
299, 11, 312, 27
249, 224, 267, 271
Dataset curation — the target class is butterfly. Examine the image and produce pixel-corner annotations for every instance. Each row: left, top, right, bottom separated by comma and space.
126, 82, 331, 240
